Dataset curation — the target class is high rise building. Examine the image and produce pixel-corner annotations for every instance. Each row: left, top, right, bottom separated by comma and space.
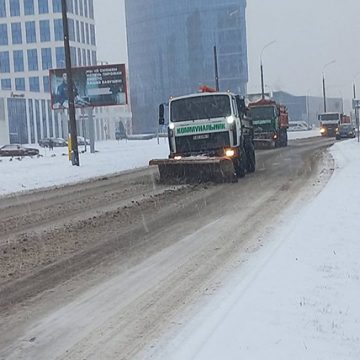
125, 0, 248, 134
0, 0, 97, 145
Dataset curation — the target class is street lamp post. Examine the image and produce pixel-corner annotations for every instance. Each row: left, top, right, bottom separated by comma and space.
322, 60, 336, 113
61, 0, 79, 166
260, 41, 276, 99
353, 72, 360, 143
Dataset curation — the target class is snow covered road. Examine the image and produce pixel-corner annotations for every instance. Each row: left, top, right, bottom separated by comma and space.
0, 136, 335, 359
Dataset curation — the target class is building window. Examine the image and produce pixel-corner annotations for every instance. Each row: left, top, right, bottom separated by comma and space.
80, 21, 85, 43
29, 76, 40, 92
0, 0, 6, 17
38, 0, 49, 13
90, 24, 95, 46
15, 78, 25, 91
1, 78, 11, 90
10, 0, 20, 16
66, 0, 73, 13
43, 75, 49, 92
40, 20, 51, 42
55, 46, 65, 67
76, 20, 80, 42
91, 50, 96, 65
11, 22, 22, 44
89, 0, 93, 19
54, 19, 63, 41
74, 0, 78, 14
52, 0, 61, 12
25, 21, 36, 43
68, 18, 75, 41
13, 50, 24, 72
0, 51, 10, 72
87, 49, 90, 65
77, 47, 81, 66
84, 0, 88, 17
85, 23, 90, 44
0, 24, 8, 45
41, 48, 52, 70
24, 0, 34, 15
27, 49, 38, 70
79, 0, 83, 16
82, 48, 86, 65
70, 46, 76, 65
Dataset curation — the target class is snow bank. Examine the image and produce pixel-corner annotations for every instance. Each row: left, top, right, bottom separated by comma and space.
156, 138, 360, 360
288, 128, 320, 140
0, 129, 320, 197
0, 139, 169, 196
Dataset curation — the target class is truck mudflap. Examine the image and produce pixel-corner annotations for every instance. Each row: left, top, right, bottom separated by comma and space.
149, 157, 237, 183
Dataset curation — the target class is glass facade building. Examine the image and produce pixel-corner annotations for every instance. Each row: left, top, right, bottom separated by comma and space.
0, 0, 97, 144
125, 0, 248, 133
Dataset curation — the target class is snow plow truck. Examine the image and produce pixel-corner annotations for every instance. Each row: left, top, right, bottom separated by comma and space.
149, 90, 255, 183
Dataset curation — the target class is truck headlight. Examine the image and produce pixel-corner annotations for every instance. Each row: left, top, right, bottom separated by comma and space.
169, 123, 175, 130
225, 148, 235, 157
226, 116, 235, 124
320, 128, 326, 134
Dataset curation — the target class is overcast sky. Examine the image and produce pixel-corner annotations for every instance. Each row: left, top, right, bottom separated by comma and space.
94, 0, 360, 102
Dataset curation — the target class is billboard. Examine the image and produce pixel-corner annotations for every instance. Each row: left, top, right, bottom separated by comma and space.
49, 64, 127, 109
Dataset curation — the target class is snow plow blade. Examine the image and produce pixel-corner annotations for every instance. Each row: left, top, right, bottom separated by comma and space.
149, 158, 237, 184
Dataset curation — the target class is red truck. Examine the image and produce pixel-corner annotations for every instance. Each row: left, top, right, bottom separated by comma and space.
248, 98, 289, 147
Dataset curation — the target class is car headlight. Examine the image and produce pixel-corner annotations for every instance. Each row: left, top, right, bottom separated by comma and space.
320, 128, 326, 134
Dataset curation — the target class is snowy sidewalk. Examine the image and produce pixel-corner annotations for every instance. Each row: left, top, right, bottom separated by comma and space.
156, 139, 360, 360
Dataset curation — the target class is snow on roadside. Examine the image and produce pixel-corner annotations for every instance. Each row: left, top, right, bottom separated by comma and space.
0, 130, 320, 197
288, 128, 320, 140
154, 138, 360, 360
0, 139, 169, 196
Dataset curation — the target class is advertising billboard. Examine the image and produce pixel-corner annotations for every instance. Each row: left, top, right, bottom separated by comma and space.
49, 64, 127, 109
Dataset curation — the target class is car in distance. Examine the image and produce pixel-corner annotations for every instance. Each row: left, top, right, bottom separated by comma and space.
39, 137, 67, 147
0, 144, 39, 157
336, 124, 356, 140
77, 136, 90, 145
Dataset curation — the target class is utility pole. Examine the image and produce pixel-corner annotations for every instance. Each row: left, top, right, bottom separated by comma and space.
61, 0, 79, 166
213, 45, 219, 91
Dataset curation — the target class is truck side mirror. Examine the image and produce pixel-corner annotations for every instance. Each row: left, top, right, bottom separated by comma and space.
159, 104, 165, 125
235, 95, 246, 115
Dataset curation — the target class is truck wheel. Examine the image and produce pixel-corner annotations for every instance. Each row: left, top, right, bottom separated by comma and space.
246, 143, 256, 173
233, 155, 246, 178
284, 131, 288, 147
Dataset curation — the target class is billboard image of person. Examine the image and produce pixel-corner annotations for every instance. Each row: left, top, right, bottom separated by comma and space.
50, 64, 127, 109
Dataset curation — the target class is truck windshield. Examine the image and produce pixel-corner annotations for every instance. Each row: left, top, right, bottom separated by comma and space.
250, 106, 276, 121
319, 113, 340, 121
170, 95, 231, 122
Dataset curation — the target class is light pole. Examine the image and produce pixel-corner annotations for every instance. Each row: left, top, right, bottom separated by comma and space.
322, 60, 336, 113
306, 89, 311, 128
353, 72, 360, 142
260, 40, 276, 99
213, 45, 219, 91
